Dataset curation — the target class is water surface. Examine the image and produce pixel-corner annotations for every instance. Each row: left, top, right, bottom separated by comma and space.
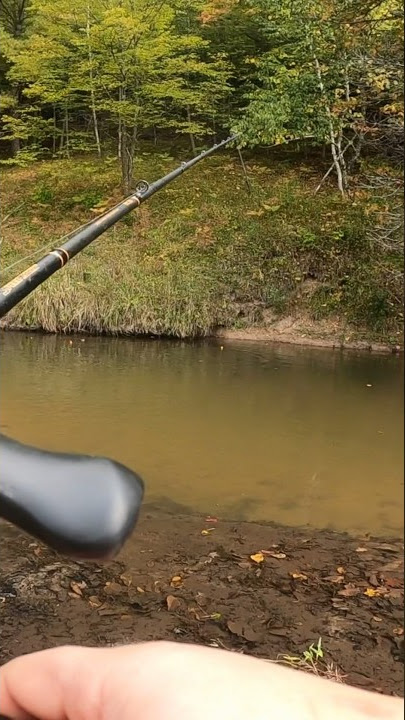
1, 331, 403, 535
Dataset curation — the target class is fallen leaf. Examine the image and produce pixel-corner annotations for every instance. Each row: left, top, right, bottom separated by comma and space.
179, 208, 193, 215
227, 620, 260, 642
262, 204, 280, 212
170, 576, 183, 588
166, 595, 181, 611
371, 543, 400, 553
70, 581, 86, 596
372, 616, 382, 622
136, 586, 145, 593
88, 595, 102, 609
332, 598, 350, 610
337, 567, 345, 575
208, 551, 219, 559
364, 587, 389, 597
201, 528, 215, 536
205, 517, 218, 523
355, 547, 369, 553
379, 559, 403, 572
385, 577, 402, 588
364, 588, 379, 597
104, 582, 124, 596
246, 209, 264, 217
261, 551, 286, 560
388, 589, 403, 599
324, 575, 345, 584
393, 627, 404, 636
68, 591, 82, 599
120, 572, 133, 587
267, 627, 290, 637
338, 584, 361, 597
210, 612, 222, 621
250, 552, 265, 564
290, 572, 308, 581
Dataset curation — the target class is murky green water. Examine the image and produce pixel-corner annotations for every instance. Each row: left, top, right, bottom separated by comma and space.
1, 331, 403, 536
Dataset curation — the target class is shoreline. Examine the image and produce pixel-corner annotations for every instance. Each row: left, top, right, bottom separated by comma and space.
1, 510, 403, 695
1, 320, 403, 355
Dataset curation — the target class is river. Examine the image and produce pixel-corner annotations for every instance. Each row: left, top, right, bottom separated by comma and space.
1, 331, 403, 536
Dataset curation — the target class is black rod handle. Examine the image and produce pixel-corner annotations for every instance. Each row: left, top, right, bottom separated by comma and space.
0, 434, 144, 560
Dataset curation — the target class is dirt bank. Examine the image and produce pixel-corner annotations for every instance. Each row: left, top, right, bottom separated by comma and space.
1, 511, 403, 696
215, 314, 403, 354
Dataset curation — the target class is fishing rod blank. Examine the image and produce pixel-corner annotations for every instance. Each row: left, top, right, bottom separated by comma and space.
0, 135, 237, 318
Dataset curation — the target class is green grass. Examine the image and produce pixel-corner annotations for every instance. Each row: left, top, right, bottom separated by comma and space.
0, 147, 403, 341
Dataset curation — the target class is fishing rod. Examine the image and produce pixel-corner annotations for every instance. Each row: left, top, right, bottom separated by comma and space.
0, 134, 238, 318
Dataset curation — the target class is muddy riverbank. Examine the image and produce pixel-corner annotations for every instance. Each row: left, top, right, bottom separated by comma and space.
1, 511, 403, 697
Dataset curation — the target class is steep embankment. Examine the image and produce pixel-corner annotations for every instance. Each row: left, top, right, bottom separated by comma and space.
0, 149, 403, 349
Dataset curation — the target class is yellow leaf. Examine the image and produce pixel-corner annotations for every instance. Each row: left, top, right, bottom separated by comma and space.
250, 552, 265, 564
364, 588, 378, 597
179, 208, 193, 215
201, 528, 215, 535
170, 576, 182, 588
291, 572, 308, 581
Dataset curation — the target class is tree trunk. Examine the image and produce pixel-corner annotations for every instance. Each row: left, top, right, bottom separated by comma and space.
118, 86, 123, 159
11, 137, 21, 156
186, 105, 196, 156
87, 5, 101, 157
52, 105, 57, 156
120, 128, 133, 193
64, 105, 70, 158
312, 45, 347, 196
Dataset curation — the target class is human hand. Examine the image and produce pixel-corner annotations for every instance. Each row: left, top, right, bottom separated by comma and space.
0, 640, 402, 720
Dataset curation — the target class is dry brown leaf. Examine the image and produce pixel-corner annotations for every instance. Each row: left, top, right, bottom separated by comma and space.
385, 577, 402, 588
88, 595, 102, 609
104, 582, 124, 596
227, 620, 260, 642
337, 566, 345, 575
393, 627, 404, 636
120, 572, 133, 587
170, 576, 183, 588
262, 551, 286, 560
250, 552, 265, 564
290, 572, 308, 581
338, 584, 361, 597
364, 587, 389, 597
324, 574, 345, 584
166, 595, 181, 612
70, 581, 86, 596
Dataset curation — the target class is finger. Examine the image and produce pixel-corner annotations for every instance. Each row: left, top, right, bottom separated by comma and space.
0, 645, 100, 720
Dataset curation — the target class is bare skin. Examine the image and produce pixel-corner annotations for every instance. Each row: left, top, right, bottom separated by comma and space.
0, 641, 403, 720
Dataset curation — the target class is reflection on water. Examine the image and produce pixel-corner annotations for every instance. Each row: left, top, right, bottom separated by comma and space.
1, 331, 403, 536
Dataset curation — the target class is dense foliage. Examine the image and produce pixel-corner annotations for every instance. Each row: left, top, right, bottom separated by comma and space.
1, 0, 403, 188
0, 0, 403, 340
